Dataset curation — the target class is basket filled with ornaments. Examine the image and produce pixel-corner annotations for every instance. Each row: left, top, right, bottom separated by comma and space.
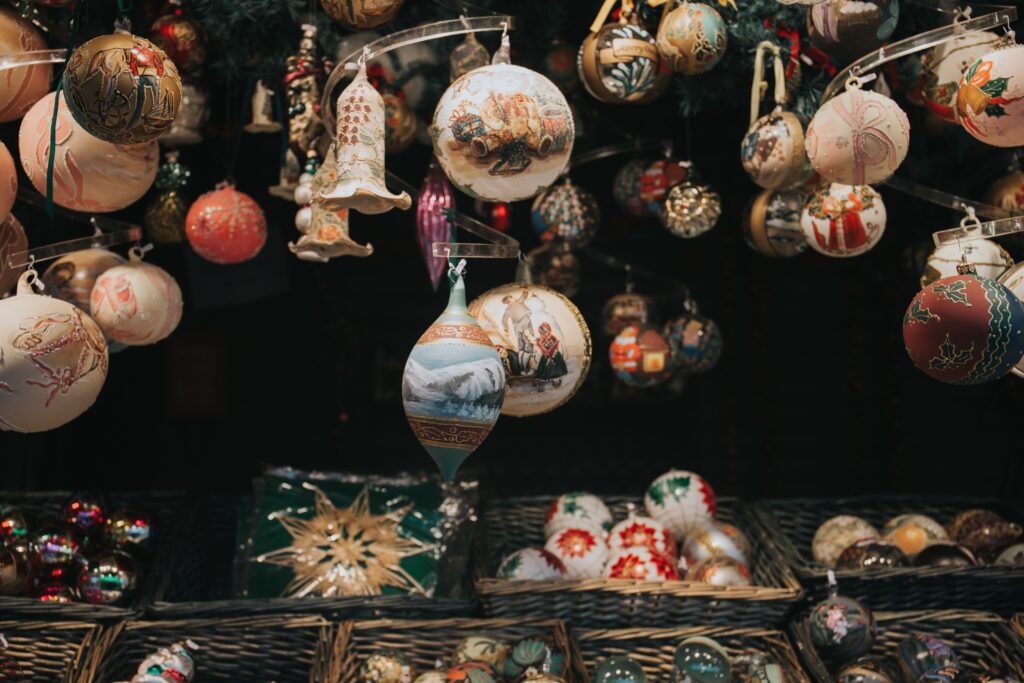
754, 494, 1024, 612
338, 618, 577, 682
476, 472, 802, 628
0, 619, 102, 682
791, 606, 1024, 683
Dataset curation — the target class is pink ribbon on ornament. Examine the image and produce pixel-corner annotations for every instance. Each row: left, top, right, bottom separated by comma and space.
830, 89, 900, 186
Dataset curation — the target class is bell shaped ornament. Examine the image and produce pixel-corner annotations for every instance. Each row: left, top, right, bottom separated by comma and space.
402, 267, 504, 479
319, 63, 411, 214
243, 80, 283, 133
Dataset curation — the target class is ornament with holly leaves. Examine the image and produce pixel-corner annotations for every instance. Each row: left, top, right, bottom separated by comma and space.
643, 470, 717, 541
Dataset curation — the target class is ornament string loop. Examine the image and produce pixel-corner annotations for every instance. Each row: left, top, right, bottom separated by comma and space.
590, 0, 621, 33
750, 41, 787, 126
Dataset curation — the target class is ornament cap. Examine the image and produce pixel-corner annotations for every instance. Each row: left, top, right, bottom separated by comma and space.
956, 261, 977, 274
447, 271, 468, 312
16, 268, 42, 296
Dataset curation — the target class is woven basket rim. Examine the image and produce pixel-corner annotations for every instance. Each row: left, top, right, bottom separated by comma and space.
0, 619, 105, 683
1013, 613, 1023, 638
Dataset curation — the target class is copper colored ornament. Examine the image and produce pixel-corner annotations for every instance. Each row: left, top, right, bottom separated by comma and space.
602, 292, 657, 337
186, 183, 267, 265
579, 20, 662, 104
149, 10, 206, 74
41, 248, 126, 312
0, 7, 51, 123
945, 509, 1022, 558
0, 141, 16, 222
285, 24, 331, 159
660, 183, 722, 238
320, 0, 404, 29
0, 214, 28, 295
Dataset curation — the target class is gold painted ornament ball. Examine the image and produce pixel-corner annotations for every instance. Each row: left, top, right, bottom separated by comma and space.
90, 254, 183, 346
321, 0, 404, 29
0, 7, 52, 123
62, 30, 182, 145
660, 183, 722, 239
655, 2, 728, 75
740, 111, 813, 191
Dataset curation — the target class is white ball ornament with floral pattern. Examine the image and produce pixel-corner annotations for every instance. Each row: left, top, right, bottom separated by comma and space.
607, 513, 677, 558
544, 491, 612, 538
544, 527, 608, 579
495, 547, 566, 581
603, 546, 679, 581
643, 470, 716, 541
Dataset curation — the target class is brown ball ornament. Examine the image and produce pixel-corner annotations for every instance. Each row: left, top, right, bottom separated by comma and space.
0, 214, 28, 296
0, 8, 51, 123
149, 11, 207, 74
579, 21, 662, 104
320, 0, 404, 29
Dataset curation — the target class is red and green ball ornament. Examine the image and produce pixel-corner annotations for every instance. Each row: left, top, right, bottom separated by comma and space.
902, 265, 1024, 385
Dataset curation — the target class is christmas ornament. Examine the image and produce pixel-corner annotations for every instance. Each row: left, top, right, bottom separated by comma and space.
336, 32, 437, 111
78, 550, 138, 605
543, 38, 579, 92
124, 641, 199, 683
41, 248, 125, 312
610, 324, 672, 388
362, 650, 416, 683
0, 506, 27, 545
0, 214, 28, 295
256, 485, 434, 597
544, 527, 607, 579
62, 30, 182, 144
431, 56, 574, 203
607, 513, 677, 558
602, 293, 657, 337
321, 63, 410, 214
445, 660, 498, 683
579, 19, 661, 104
958, 45, 1024, 147
902, 270, 1024, 384
683, 522, 751, 566
62, 492, 106, 533
0, 142, 15, 223
30, 523, 83, 568
0, 7, 51, 123
813, 516, 879, 566
19, 92, 159, 213
417, 160, 453, 291
531, 178, 600, 248
501, 637, 564, 681
946, 509, 1022, 557
595, 656, 648, 683
660, 183, 721, 238
285, 24, 330, 160
384, 91, 417, 154
985, 169, 1024, 213
292, 145, 374, 262
911, 542, 976, 568
613, 158, 652, 217
807, 0, 899, 63
414, 673, 447, 683
186, 182, 267, 264
244, 79, 283, 133
836, 658, 899, 683
545, 492, 613, 538
655, 3, 728, 75
921, 31, 1002, 123
0, 546, 31, 595
743, 189, 808, 258
160, 79, 208, 145
881, 514, 948, 557
801, 184, 886, 257
663, 307, 723, 374
321, 0, 403, 29
604, 546, 679, 580
451, 32, 490, 82
105, 508, 153, 549
402, 270, 505, 480
994, 542, 1024, 566
674, 637, 731, 683
898, 635, 959, 683
741, 112, 812, 190
920, 239, 1012, 288
496, 547, 566, 580
644, 469, 716, 540
149, 7, 207, 74
809, 594, 875, 664
835, 539, 908, 570
454, 637, 509, 667
0, 271, 108, 432
806, 87, 909, 185
37, 582, 78, 602
641, 158, 699, 215
90, 248, 183, 346
145, 152, 191, 244
526, 243, 580, 298
686, 556, 752, 586
475, 199, 511, 233
999, 262, 1024, 377
469, 282, 592, 417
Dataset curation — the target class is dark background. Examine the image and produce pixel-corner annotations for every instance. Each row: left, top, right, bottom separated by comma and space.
2, 1, 1021, 501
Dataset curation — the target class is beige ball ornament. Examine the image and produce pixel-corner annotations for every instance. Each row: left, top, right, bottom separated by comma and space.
89, 249, 182, 346
812, 515, 879, 566
0, 270, 108, 433
19, 92, 159, 213
806, 86, 909, 186
958, 44, 1024, 147
920, 239, 1013, 288
0, 8, 52, 123
0, 141, 16, 222
801, 183, 886, 258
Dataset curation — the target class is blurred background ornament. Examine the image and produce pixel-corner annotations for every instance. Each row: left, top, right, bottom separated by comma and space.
813, 515, 879, 566
660, 182, 721, 238
0, 142, 16, 222
801, 184, 886, 258
149, 2, 207, 75
835, 539, 908, 570
742, 189, 808, 258
807, 0, 899, 63
416, 159, 453, 290
383, 90, 417, 154
321, 0, 404, 29
881, 514, 947, 558
145, 151, 191, 244
78, 550, 139, 605
474, 199, 511, 233
450, 32, 490, 82
920, 239, 1012, 289
613, 158, 652, 217
526, 242, 580, 298
160, 79, 208, 146
602, 291, 657, 337
105, 509, 154, 550
741, 112, 812, 191
609, 324, 672, 388
686, 556, 751, 586
0, 7, 51, 123
0, 545, 31, 595
41, 248, 126, 312
682, 521, 750, 566
0, 214, 28, 296
655, 2, 728, 75
543, 37, 579, 92
663, 303, 723, 374
90, 249, 183, 346
531, 178, 600, 248
286, 24, 331, 160
985, 168, 1024, 212
186, 182, 267, 265
243, 79, 283, 133
62, 491, 106, 534
30, 523, 83, 569
130, 640, 199, 683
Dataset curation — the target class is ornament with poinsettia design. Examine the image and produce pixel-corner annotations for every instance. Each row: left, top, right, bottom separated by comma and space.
544, 527, 607, 579
604, 546, 679, 581
644, 469, 716, 541
496, 547, 566, 581
607, 512, 677, 558
544, 492, 612, 539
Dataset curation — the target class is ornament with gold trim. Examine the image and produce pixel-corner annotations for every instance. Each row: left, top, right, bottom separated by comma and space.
741, 113, 813, 191
660, 182, 721, 238
921, 238, 1012, 288
921, 30, 1002, 123
0, 7, 51, 123
610, 324, 672, 388
145, 151, 191, 245
579, 2, 662, 104
148, 3, 206, 75
656, 2, 728, 75
321, 0, 403, 29
742, 189, 808, 258
958, 44, 1024, 147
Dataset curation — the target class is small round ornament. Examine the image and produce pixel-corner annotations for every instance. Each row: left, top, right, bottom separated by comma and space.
958, 45, 1024, 147
19, 92, 159, 213
469, 282, 592, 418
743, 189, 808, 258
496, 548, 566, 581
986, 169, 1024, 213
610, 324, 673, 388
454, 636, 509, 667
881, 514, 948, 557
836, 657, 899, 683
741, 112, 812, 190
595, 655, 648, 683
89, 249, 182, 346
921, 31, 1002, 123
807, 0, 899, 63
0, 8, 52, 123
602, 293, 657, 337
526, 243, 580, 299
812, 516, 880, 566
41, 248, 126, 313
78, 550, 139, 605
0, 271, 109, 432
0, 546, 31, 596
30, 524, 83, 569
0, 506, 28, 546
362, 650, 416, 683
544, 492, 613, 538
62, 30, 182, 144
149, 10, 207, 74
636, 158, 699, 216
321, 0, 403, 29
660, 183, 721, 238
673, 636, 732, 683
835, 539, 909, 571
501, 637, 564, 681
604, 546, 679, 581
897, 635, 959, 683
663, 309, 723, 374
993, 542, 1024, 566
0, 214, 28, 295
686, 556, 752, 586
531, 178, 600, 248
186, 182, 268, 265
911, 542, 976, 568
579, 21, 661, 104
644, 469, 716, 540
105, 508, 154, 549
62, 492, 106, 534
902, 271, 1024, 385
920, 239, 1013, 288
607, 513, 677, 558
802, 184, 886, 257
431, 62, 573, 203
543, 527, 608, 579
383, 91, 417, 154
656, 2, 728, 75
451, 32, 491, 82
682, 522, 751, 566
0, 141, 16, 222
806, 88, 909, 185
945, 509, 1022, 557
446, 661, 497, 683
808, 594, 875, 664
543, 38, 579, 92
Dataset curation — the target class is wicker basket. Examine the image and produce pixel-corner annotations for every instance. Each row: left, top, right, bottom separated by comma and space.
755, 496, 1024, 612
791, 610, 1024, 683
571, 625, 813, 683
0, 620, 101, 683
334, 618, 578, 682
1013, 613, 1023, 640
0, 491, 194, 619
78, 615, 339, 683
477, 496, 803, 627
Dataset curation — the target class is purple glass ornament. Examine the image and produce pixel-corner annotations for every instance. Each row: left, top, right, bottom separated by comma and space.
417, 159, 454, 291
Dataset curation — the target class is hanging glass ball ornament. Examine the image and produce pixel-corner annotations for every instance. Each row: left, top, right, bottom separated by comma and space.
958, 44, 1024, 147
90, 248, 183, 346
801, 184, 886, 258
321, 0, 404, 29
145, 152, 192, 245
660, 183, 721, 238
741, 111, 813, 191
655, 2, 728, 75
743, 189, 808, 258
578, 19, 662, 104
614, 158, 653, 217
0, 7, 51, 123
609, 324, 672, 388
149, 7, 207, 75
602, 292, 657, 337
921, 239, 1012, 288
78, 550, 139, 605
807, 0, 899, 64
663, 305, 723, 374
41, 248, 125, 313
531, 178, 600, 248
921, 30, 1002, 123
186, 182, 267, 265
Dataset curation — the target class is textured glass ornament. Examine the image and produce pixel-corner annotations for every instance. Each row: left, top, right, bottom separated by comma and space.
595, 655, 648, 683
416, 160, 453, 291
145, 152, 191, 244
809, 594, 876, 664
660, 183, 721, 238
531, 178, 600, 248
186, 183, 267, 265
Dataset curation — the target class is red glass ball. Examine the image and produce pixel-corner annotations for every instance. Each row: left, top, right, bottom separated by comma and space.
186, 185, 267, 265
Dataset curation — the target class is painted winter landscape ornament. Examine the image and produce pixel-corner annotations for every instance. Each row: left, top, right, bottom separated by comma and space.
402, 264, 505, 479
